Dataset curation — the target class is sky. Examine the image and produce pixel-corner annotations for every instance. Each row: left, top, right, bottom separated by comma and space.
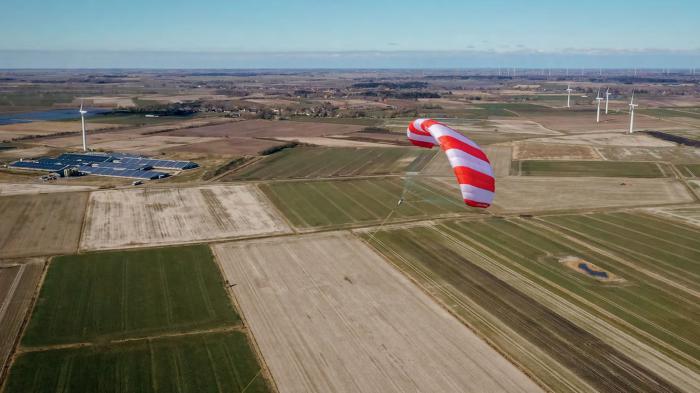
1, 0, 698, 68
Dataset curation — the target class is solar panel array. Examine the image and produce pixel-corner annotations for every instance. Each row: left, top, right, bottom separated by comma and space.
57, 153, 111, 163
78, 166, 169, 179
117, 157, 198, 170
10, 152, 195, 180
10, 161, 69, 172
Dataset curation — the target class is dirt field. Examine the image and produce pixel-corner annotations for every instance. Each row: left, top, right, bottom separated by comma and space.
597, 146, 700, 163
0, 183, 97, 196
428, 176, 693, 212
213, 233, 543, 393
163, 136, 284, 156
273, 136, 395, 147
530, 132, 677, 147
0, 258, 44, 377
0, 146, 53, 159
520, 112, 681, 133
513, 142, 603, 160
80, 185, 291, 250
0, 192, 88, 258
85, 135, 222, 153
0, 121, 121, 141
643, 205, 700, 228
163, 119, 364, 138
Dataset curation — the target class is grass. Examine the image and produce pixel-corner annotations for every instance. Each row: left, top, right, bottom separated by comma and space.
640, 107, 700, 120
22, 245, 239, 346
676, 163, 700, 177
5, 331, 269, 393
513, 160, 667, 177
363, 215, 700, 390
225, 147, 435, 180
259, 177, 474, 229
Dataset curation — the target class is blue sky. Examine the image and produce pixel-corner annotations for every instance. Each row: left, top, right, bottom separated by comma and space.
1, 0, 698, 68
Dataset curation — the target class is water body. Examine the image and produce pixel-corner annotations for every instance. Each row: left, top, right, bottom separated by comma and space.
0, 108, 110, 125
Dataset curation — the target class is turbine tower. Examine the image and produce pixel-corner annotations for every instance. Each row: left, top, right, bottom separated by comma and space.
605, 88, 611, 114
628, 93, 638, 134
595, 89, 603, 123
566, 85, 573, 108
79, 100, 88, 151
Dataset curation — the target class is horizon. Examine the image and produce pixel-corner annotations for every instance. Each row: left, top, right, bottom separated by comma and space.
1, 0, 699, 68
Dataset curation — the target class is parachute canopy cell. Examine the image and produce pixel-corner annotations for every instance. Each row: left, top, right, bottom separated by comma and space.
407, 119, 494, 208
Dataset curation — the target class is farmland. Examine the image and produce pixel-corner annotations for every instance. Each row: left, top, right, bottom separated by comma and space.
213, 233, 542, 393
22, 245, 239, 346
364, 217, 700, 392
429, 176, 693, 212
6, 245, 272, 392
0, 259, 44, 376
0, 192, 88, 258
259, 177, 475, 230
226, 147, 435, 180
512, 160, 668, 177
645, 205, 700, 227
513, 142, 603, 160
676, 163, 700, 177
5, 331, 269, 393
80, 185, 291, 250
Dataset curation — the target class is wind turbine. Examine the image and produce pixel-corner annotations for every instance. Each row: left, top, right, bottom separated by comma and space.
566, 85, 573, 108
595, 88, 603, 123
605, 88, 611, 114
79, 100, 88, 151
628, 92, 638, 134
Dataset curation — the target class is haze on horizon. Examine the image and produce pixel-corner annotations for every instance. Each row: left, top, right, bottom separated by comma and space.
1, 0, 698, 68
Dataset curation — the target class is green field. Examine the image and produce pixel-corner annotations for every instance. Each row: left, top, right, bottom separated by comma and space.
513, 160, 667, 177
22, 245, 239, 346
363, 214, 698, 392
226, 147, 435, 180
676, 163, 700, 177
5, 331, 269, 393
259, 177, 474, 229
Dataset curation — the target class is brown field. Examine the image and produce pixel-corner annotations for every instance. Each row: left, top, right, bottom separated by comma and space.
0, 192, 88, 258
427, 176, 693, 213
513, 142, 602, 160
530, 132, 676, 147
213, 233, 543, 393
421, 145, 512, 178
0, 146, 53, 159
80, 185, 291, 251
521, 112, 681, 133
597, 146, 700, 163
643, 205, 700, 228
163, 136, 285, 156
85, 135, 222, 153
0, 183, 97, 196
0, 258, 43, 377
163, 119, 364, 138
272, 136, 396, 148
0, 122, 121, 141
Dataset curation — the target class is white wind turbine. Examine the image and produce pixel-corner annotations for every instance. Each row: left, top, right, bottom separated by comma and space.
628, 92, 638, 134
566, 85, 573, 108
605, 88, 611, 114
595, 88, 603, 123
79, 100, 88, 151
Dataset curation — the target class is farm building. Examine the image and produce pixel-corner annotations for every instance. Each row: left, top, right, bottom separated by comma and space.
8, 152, 197, 180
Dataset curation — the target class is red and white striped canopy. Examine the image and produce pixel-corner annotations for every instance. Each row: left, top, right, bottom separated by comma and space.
407, 119, 494, 208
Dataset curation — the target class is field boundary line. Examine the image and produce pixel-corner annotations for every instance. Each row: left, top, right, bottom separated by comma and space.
0, 258, 48, 391
209, 245, 280, 393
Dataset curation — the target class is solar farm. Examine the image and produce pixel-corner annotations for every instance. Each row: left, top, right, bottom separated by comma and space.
1, 70, 699, 393
8, 152, 198, 180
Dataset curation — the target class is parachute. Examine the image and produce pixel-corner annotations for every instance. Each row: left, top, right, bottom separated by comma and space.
407, 119, 494, 208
